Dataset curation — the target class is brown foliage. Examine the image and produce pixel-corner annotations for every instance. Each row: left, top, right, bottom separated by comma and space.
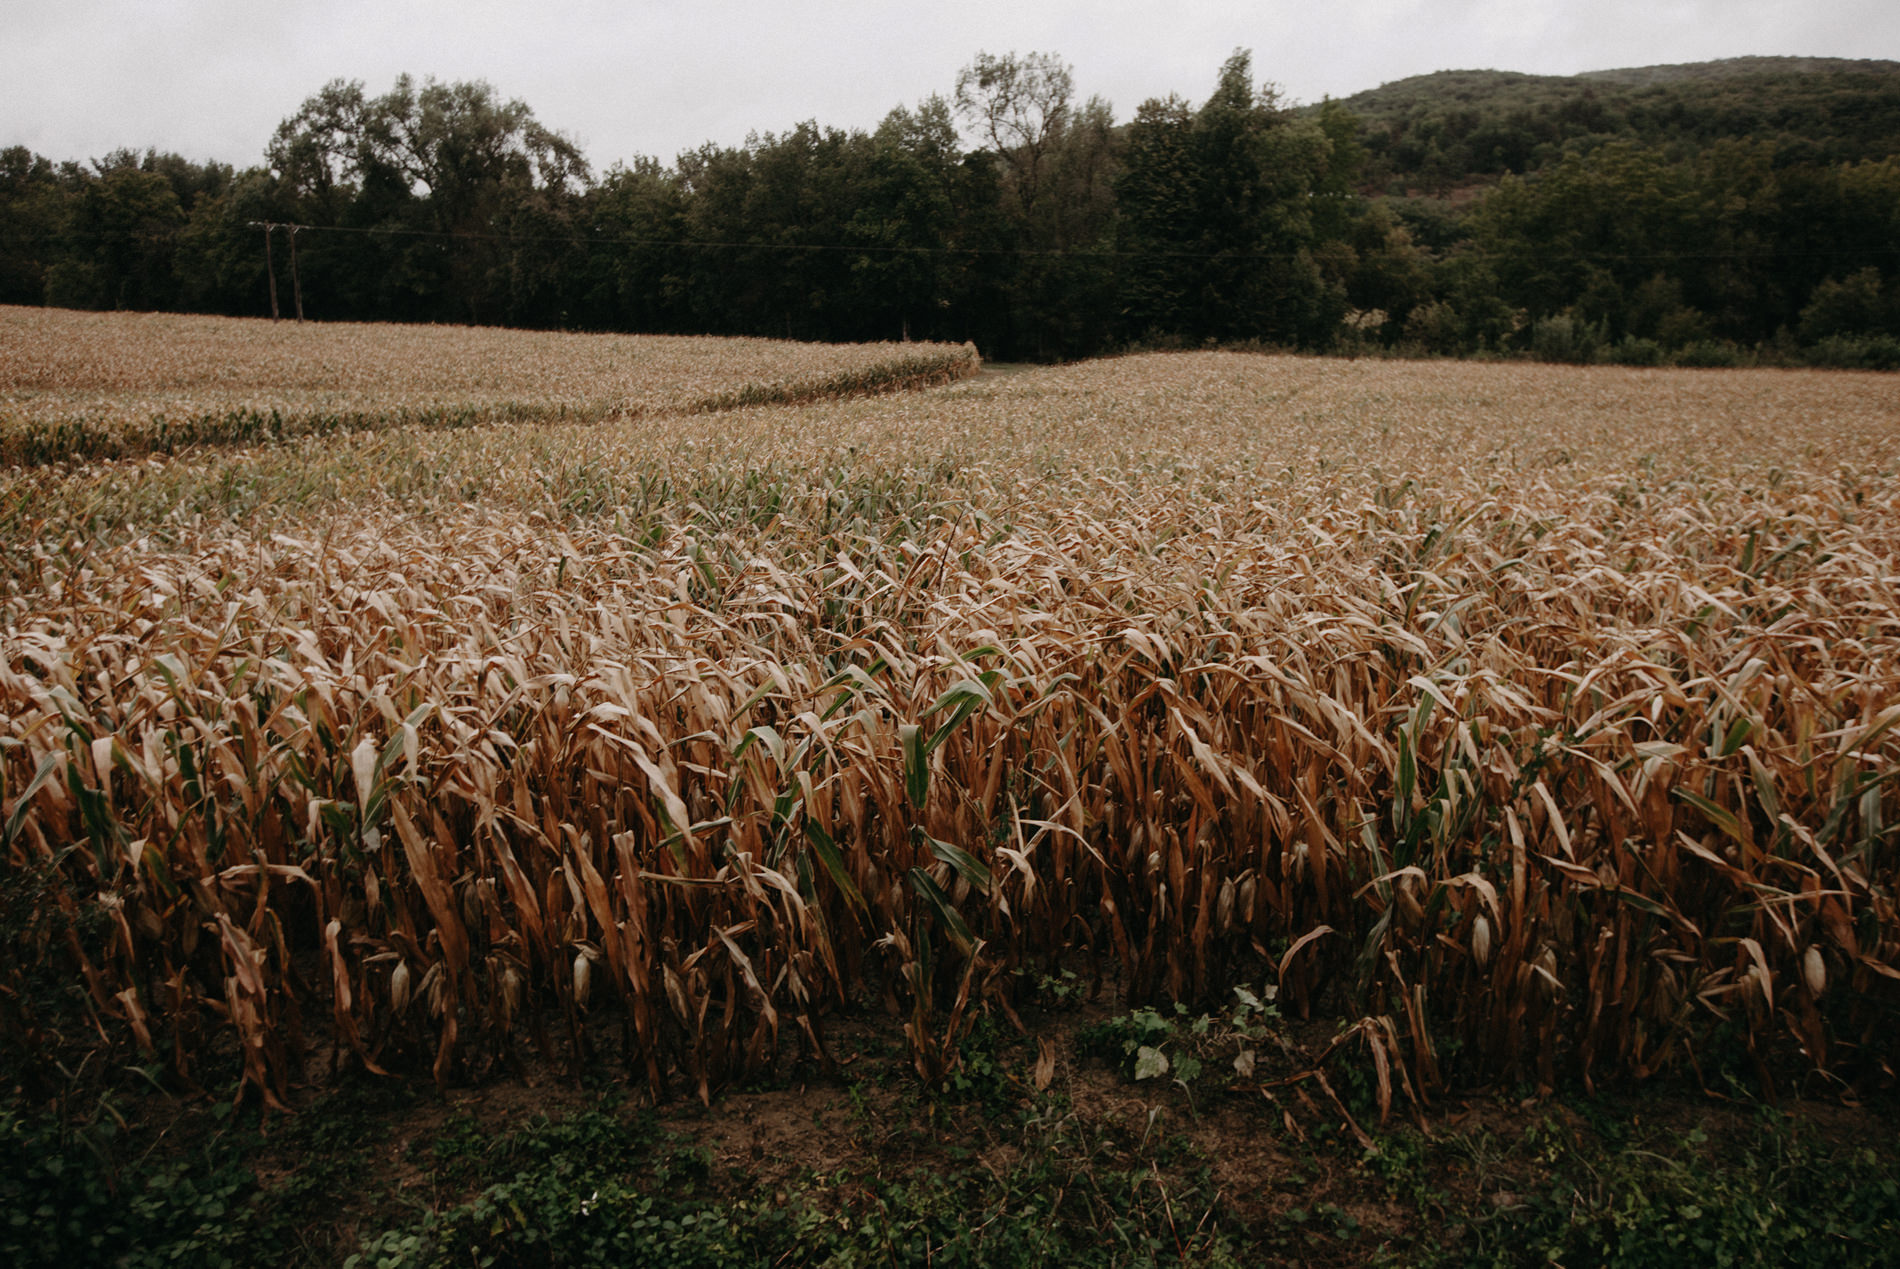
3, 344, 1897, 1108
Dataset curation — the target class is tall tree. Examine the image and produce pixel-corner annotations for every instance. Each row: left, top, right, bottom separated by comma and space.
845, 99, 969, 342
43, 153, 188, 311
0, 147, 64, 305
1116, 51, 1341, 347
582, 157, 691, 332
954, 51, 1119, 358
955, 51, 1075, 223
1116, 95, 1199, 338
269, 76, 589, 324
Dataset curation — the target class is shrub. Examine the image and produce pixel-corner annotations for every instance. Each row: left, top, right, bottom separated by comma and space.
1670, 338, 1748, 368
1530, 314, 1605, 363
1799, 267, 1896, 343
1805, 333, 1900, 371
1402, 300, 1465, 355
1604, 336, 1665, 366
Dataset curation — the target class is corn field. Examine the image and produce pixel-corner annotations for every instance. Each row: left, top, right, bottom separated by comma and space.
0, 305, 977, 466
2, 323, 1897, 1112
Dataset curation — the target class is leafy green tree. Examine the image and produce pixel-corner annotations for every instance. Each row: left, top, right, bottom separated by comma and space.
43, 155, 188, 310
1765, 156, 1900, 340
1800, 267, 1899, 340
953, 51, 1120, 358
172, 168, 284, 316
1116, 94, 1199, 339
268, 75, 588, 324
0, 147, 65, 304
1470, 141, 1699, 331
579, 157, 691, 332
842, 99, 970, 343
954, 51, 1076, 225
672, 122, 860, 339
1116, 50, 1342, 347
1334, 202, 1432, 339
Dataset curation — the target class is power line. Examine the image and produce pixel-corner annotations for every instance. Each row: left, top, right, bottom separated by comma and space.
8, 218, 1898, 264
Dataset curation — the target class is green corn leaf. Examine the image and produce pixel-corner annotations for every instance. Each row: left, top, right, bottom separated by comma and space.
1745, 750, 1781, 823
1395, 727, 1416, 835
732, 724, 786, 766
923, 678, 994, 718
914, 829, 993, 896
818, 665, 885, 721
924, 679, 993, 754
1611, 887, 1669, 918
908, 867, 974, 956
1673, 787, 1745, 845
901, 724, 928, 810
732, 676, 778, 722
804, 819, 867, 919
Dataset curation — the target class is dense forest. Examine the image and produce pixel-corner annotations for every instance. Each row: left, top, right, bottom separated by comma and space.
1337, 56, 1900, 190
3, 51, 1897, 365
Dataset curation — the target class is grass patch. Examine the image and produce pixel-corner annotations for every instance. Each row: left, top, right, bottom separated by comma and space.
7, 1011, 1898, 1267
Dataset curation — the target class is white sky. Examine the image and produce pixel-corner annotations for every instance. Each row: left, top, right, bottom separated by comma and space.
4, 0, 1896, 173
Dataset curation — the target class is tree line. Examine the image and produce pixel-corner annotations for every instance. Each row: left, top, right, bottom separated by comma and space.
3, 51, 1897, 366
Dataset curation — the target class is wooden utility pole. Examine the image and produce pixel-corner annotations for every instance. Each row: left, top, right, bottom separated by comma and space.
251, 221, 281, 319
249, 221, 307, 320
287, 224, 304, 321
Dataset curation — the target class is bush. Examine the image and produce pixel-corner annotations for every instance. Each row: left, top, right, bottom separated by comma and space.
1804, 334, 1900, 371
1798, 267, 1896, 342
1530, 314, 1605, 363
1401, 301, 1465, 355
1670, 339, 1748, 368
1653, 305, 1715, 350
1604, 336, 1665, 366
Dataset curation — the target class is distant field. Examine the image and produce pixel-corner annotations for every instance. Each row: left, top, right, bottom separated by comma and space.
2, 342, 1896, 1122
0, 306, 977, 464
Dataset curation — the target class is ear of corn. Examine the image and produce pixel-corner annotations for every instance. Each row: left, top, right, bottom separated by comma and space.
3, 321, 1897, 1107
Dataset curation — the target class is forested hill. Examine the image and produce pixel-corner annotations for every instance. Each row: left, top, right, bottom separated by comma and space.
1327, 57, 1900, 191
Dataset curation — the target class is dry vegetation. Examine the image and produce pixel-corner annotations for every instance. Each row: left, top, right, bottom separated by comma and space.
2, 337, 1897, 1124
0, 305, 978, 465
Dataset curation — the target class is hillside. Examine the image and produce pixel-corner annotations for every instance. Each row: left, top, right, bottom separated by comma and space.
1323, 56, 1900, 191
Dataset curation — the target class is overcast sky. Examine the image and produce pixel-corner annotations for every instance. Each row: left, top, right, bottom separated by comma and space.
4, 0, 1896, 172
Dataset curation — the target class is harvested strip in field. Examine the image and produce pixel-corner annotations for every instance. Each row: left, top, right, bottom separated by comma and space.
2, 351, 1897, 1111
0, 305, 977, 465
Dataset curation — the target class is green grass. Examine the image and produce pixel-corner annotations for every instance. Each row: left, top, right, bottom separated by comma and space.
8, 1008, 1898, 1268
